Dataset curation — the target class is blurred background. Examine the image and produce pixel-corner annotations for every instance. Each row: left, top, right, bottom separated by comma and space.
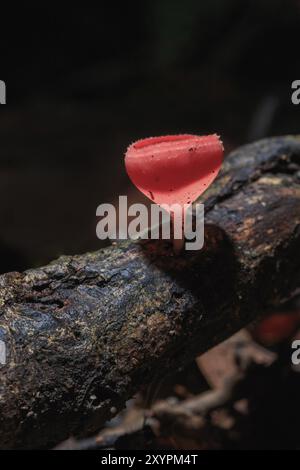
0, 0, 300, 272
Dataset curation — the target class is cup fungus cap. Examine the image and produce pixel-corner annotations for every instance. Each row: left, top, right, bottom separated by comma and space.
125, 134, 224, 208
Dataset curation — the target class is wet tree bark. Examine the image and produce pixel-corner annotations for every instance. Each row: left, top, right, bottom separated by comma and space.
0, 136, 300, 449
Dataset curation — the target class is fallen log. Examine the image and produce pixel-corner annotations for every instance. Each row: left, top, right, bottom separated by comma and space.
0, 136, 300, 449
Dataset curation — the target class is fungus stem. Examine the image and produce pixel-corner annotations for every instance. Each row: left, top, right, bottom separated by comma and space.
172, 207, 185, 255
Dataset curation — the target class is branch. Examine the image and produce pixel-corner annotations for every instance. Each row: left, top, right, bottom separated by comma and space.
0, 136, 300, 449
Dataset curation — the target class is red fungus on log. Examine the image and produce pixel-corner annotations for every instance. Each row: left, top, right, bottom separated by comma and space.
125, 134, 224, 252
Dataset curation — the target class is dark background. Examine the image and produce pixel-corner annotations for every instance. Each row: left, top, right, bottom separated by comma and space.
0, 0, 299, 272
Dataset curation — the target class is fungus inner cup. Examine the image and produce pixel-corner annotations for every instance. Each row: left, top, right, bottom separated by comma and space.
125, 134, 224, 253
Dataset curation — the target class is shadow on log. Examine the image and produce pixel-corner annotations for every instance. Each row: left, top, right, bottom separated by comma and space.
0, 136, 300, 449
